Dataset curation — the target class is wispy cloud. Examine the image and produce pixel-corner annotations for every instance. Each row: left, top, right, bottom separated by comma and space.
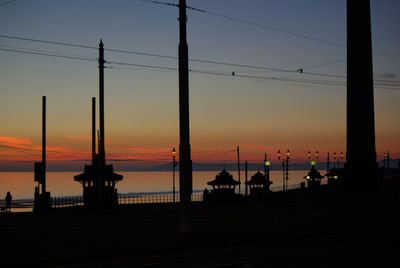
0, 136, 33, 145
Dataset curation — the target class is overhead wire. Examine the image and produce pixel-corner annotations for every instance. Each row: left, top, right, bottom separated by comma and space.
2, 34, 400, 85
0, 47, 97, 62
1, 45, 399, 90
135, 0, 400, 61
0, 34, 348, 79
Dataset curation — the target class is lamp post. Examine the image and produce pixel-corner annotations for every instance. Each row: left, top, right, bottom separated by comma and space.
264, 153, 271, 191
277, 150, 284, 191
277, 149, 290, 191
333, 152, 337, 168
285, 150, 290, 190
308, 150, 319, 167
339, 152, 343, 168
327, 152, 330, 172
386, 151, 390, 169
172, 147, 177, 202
383, 151, 387, 168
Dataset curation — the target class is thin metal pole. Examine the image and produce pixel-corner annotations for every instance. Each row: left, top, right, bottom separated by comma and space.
92, 97, 96, 163
285, 157, 289, 190
173, 148, 176, 203
327, 152, 330, 172
282, 161, 285, 191
237, 145, 241, 194
42, 96, 46, 194
99, 40, 105, 159
245, 160, 248, 197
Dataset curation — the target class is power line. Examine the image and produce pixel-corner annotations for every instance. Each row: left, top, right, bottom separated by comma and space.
136, 0, 345, 48
1, 41, 399, 89
0, 44, 95, 60
136, 0, 400, 61
0, 34, 96, 49
0, 47, 97, 62
301, 59, 345, 70
2, 34, 399, 82
2, 46, 399, 90
0, 34, 340, 78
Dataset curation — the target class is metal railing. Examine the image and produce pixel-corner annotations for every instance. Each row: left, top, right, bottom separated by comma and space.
49, 192, 203, 208
52, 196, 84, 208
43, 182, 327, 209
118, 192, 203, 205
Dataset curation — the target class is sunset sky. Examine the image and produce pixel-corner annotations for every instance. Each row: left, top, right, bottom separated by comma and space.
0, 0, 399, 171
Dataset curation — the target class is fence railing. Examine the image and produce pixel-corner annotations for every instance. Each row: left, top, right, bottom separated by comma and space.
49, 182, 322, 209
52, 196, 84, 208
118, 192, 203, 205
50, 192, 203, 208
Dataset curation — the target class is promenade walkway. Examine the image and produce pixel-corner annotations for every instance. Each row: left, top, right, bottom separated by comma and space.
1, 188, 399, 267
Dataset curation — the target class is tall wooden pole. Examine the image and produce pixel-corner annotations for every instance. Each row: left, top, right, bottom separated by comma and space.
178, 0, 192, 232
42, 96, 46, 194
237, 146, 241, 194
346, 0, 377, 188
245, 161, 248, 197
92, 97, 96, 163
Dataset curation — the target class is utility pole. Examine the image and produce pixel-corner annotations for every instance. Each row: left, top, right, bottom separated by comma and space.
346, 0, 377, 188
237, 145, 241, 195
42, 96, 46, 194
327, 152, 330, 172
99, 39, 105, 161
178, 0, 192, 232
245, 161, 248, 197
92, 97, 96, 163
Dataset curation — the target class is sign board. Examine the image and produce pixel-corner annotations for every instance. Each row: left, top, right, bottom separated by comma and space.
34, 162, 43, 182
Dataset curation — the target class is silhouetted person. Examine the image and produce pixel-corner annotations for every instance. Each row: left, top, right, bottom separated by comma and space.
114, 189, 119, 205
33, 187, 39, 213
5, 191, 12, 213
203, 188, 209, 201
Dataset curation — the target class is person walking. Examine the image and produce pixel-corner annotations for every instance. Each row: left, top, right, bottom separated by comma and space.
5, 191, 12, 213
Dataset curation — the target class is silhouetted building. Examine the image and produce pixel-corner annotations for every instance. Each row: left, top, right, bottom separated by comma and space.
205, 169, 240, 202
245, 171, 271, 199
325, 167, 343, 188
304, 165, 324, 190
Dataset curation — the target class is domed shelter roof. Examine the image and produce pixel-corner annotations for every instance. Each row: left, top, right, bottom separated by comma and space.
245, 171, 268, 186
304, 166, 324, 180
207, 169, 240, 187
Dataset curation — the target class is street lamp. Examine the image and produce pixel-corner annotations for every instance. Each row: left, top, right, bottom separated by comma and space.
264, 153, 271, 190
339, 152, 343, 168
172, 147, 177, 202
383, 151, 387, 168
333, 152, 337, 168
277, 149, 290, 191
277, 149, 284, 191
307, 150, 319, 166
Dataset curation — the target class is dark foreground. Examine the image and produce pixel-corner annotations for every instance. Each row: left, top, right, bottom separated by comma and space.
1, 189, 400, 267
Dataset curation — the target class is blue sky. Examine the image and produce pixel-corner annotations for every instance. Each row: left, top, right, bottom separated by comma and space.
0, 0, 399, 169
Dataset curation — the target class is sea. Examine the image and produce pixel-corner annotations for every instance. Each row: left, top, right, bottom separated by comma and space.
0, 170, 320, 200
